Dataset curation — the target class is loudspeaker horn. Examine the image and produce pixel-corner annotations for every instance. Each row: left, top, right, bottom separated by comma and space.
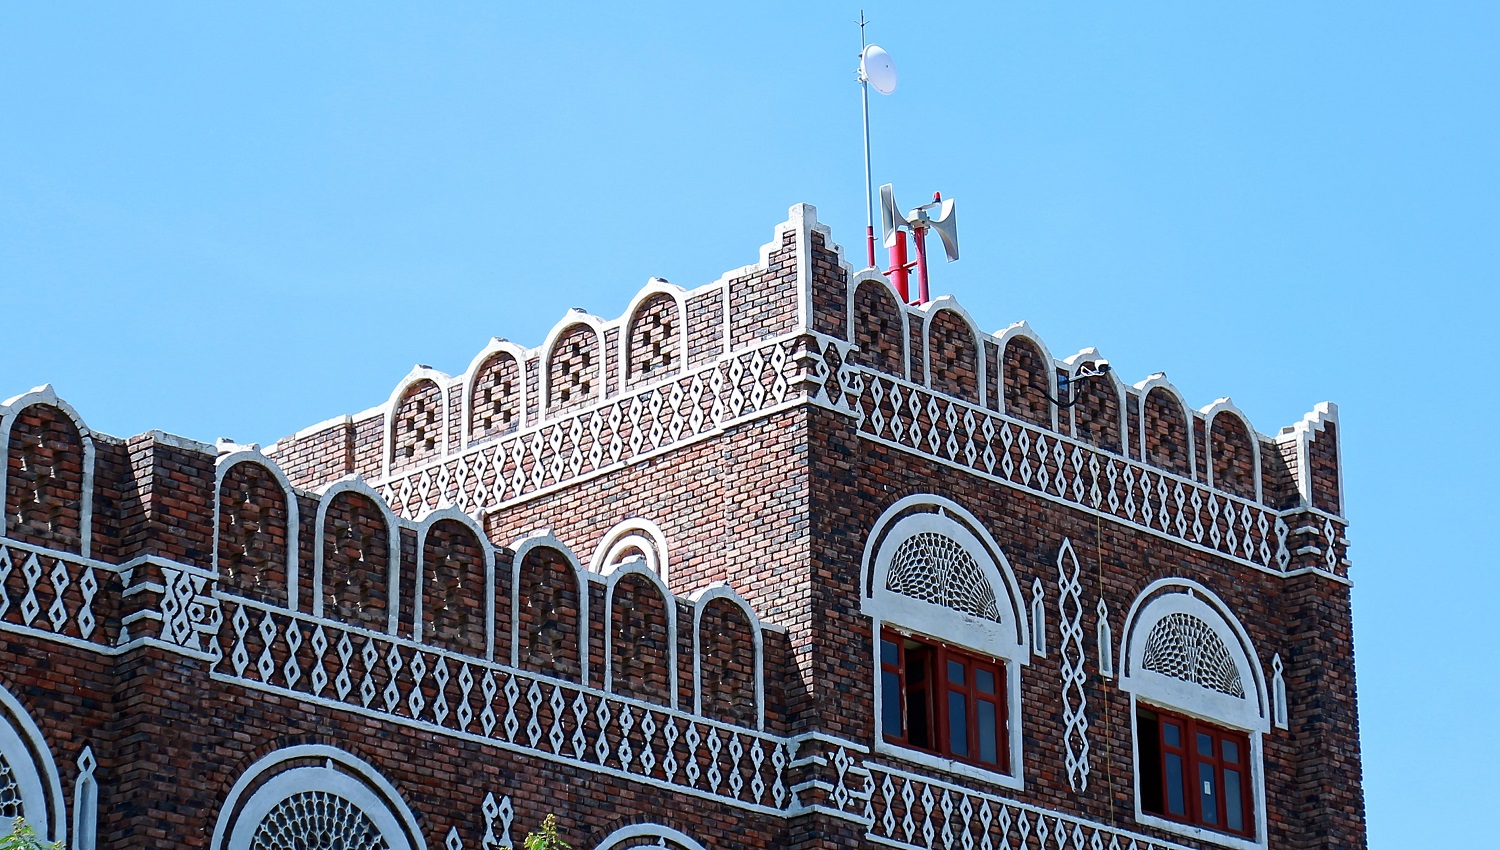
879, 183, 904, 249
927, 197, 959, 262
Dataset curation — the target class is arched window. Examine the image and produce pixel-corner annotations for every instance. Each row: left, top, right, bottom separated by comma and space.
1120, 580, 1269, 847
0, 683, 65, 843
213, 745, 423, 850
862, 497, 1029, 788
593, 823, 708, 850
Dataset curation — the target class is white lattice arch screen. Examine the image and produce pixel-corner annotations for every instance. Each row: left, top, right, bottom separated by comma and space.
593, 823, 709, 850
213, 745, 424, 850
1119, 579, 1267, 732
0, 682, 65, 843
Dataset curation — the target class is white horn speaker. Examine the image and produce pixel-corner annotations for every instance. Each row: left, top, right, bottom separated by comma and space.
880, 183, 904, 248
928, 197, 960, 262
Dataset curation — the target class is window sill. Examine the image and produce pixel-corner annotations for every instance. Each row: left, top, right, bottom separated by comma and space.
875, 740, 1023, 792
1134, 811, 1263, 850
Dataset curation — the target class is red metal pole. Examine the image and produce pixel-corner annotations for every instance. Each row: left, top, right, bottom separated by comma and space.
888, 229, 909, 302
913, 225, 930, 305
867, 226, 876, 269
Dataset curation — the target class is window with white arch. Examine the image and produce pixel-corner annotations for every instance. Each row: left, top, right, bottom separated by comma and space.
1119, 581, 1270, 849
0, 684, 65, 843
213, 746, 424, 850
863, 499, 1031, 789
593, 823, 708, 850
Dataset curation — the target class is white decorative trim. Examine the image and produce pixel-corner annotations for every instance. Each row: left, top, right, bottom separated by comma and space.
480, 791, 513, 850
602, 558, 679, 704
0, 679, 65, 842
212, 744, 425, 850
382, 366, 453, 478
1271, 653, 1288, 730
538, 312, 607, 411
595, 823, 708, 850
312, 477, 403, 631
1200, 398, 1264, 503
71, 746, 96, 850
689, 582, 765, 730
1280, 402, 1342, 511
0, 385, 96, 560
919, 298, 988, 407
1056, 539, 1089, 793
588, 517, 670, 585
413, 506, 495, 655
1029, 578, 1046, 658
1095, 597, 1114, 679
1134, 375, 1197, 476
214, 449, 301, 610
844, 271, 912, 381
460, 339, 531, 444
507, 532, 591, 685
994, 321, 1059, 429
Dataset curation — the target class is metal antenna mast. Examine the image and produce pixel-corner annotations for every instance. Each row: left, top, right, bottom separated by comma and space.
859, 11, 876, 269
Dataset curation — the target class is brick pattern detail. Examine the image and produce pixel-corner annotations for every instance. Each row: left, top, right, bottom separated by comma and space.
5, 404, 84, 553
1209, 412, 1258, 499
849, 279, 905, 375
1002, 337, 1052, 428
609, 573, 672, 706
516, 546, 581, 681
392, 380, 443, 471
1071, 365, 1123, 454
321, 491, 391, 631
1142, 387, 1192, 476
546, 323, 601, 413
926, 308, 979, 403
1310, 421, 1342, 515
626, 293, 682, 385
469, 352, 522, 442
217, 461, 289, 606
420, 519, 487, 657
698, 598, 757, 727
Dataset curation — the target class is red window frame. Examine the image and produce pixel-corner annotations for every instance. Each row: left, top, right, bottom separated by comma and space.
1138, 704, 1254, 838
880, 627, 1009, 772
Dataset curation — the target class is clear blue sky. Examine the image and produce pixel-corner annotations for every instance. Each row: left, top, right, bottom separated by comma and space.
2, 4, 1494, 846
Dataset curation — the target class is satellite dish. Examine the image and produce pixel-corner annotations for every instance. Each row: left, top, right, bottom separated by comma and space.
860, 45, 897, 95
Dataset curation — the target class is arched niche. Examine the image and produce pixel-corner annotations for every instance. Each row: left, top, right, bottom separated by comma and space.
386, 371, 448, 475
0, 387, 95, 558
622, 285, 686, 387
1204, 401, 1262, 501
214, 451, 298, 608
509, 534, 589, 684
543, 317, 605, 414
588, 518, 670, 585
313, 479, 400, 631
464, 341, 527, 445
0, 680, 66, 843
923, 303, 982, 404
846, 275, 907, 377
1138, 378, 1194, 477
690, 582, 763, 730
603, 560, 677, 707
415, 507, 493, 658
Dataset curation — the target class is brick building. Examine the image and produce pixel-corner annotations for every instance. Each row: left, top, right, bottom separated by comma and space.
0, 205, 1363, 849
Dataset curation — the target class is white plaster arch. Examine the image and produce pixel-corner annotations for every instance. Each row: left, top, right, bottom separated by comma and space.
1061, 347, 1130, 455
0, 679, 66, 843
508, 532, 592, 684
588, 518, 670, 584
460, 338, 531, 446
412, 505, 495, 655
1118, 578, 1269, 730
993, 321, 1060, 430
0, 385, 97, 559
844, 271, 912, 381
213, 448, 302, 609
1199, 398, 1265, 502
312, 477, 403, 630
382, 366, 453, 478
211, 744, 425, 850
594, 823, 709, 850
1119, 579, 1270, 848
688, 582, 765, 730
539, 311, 608, 413
1134, 374, 1197, 478
861, 494, 1030, 789
919, 296, 988, 407
601, 558, 680, 703
618, 278, 689, 388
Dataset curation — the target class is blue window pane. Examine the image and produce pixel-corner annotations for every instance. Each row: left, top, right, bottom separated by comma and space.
881, 670, 903, 737
1164, 722, 1181, 748
977, 700, 998, 763
976, 667, 996, 695
1197, 732, 1214, 758
948, 691, 969, 757
1199, 762, 1219, 824
948, 659, 965, 686
1223, 739, 1240, 764
1225, 769, 1244, 832
881, 639, 899, 666
1166, 753, 1186, 816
